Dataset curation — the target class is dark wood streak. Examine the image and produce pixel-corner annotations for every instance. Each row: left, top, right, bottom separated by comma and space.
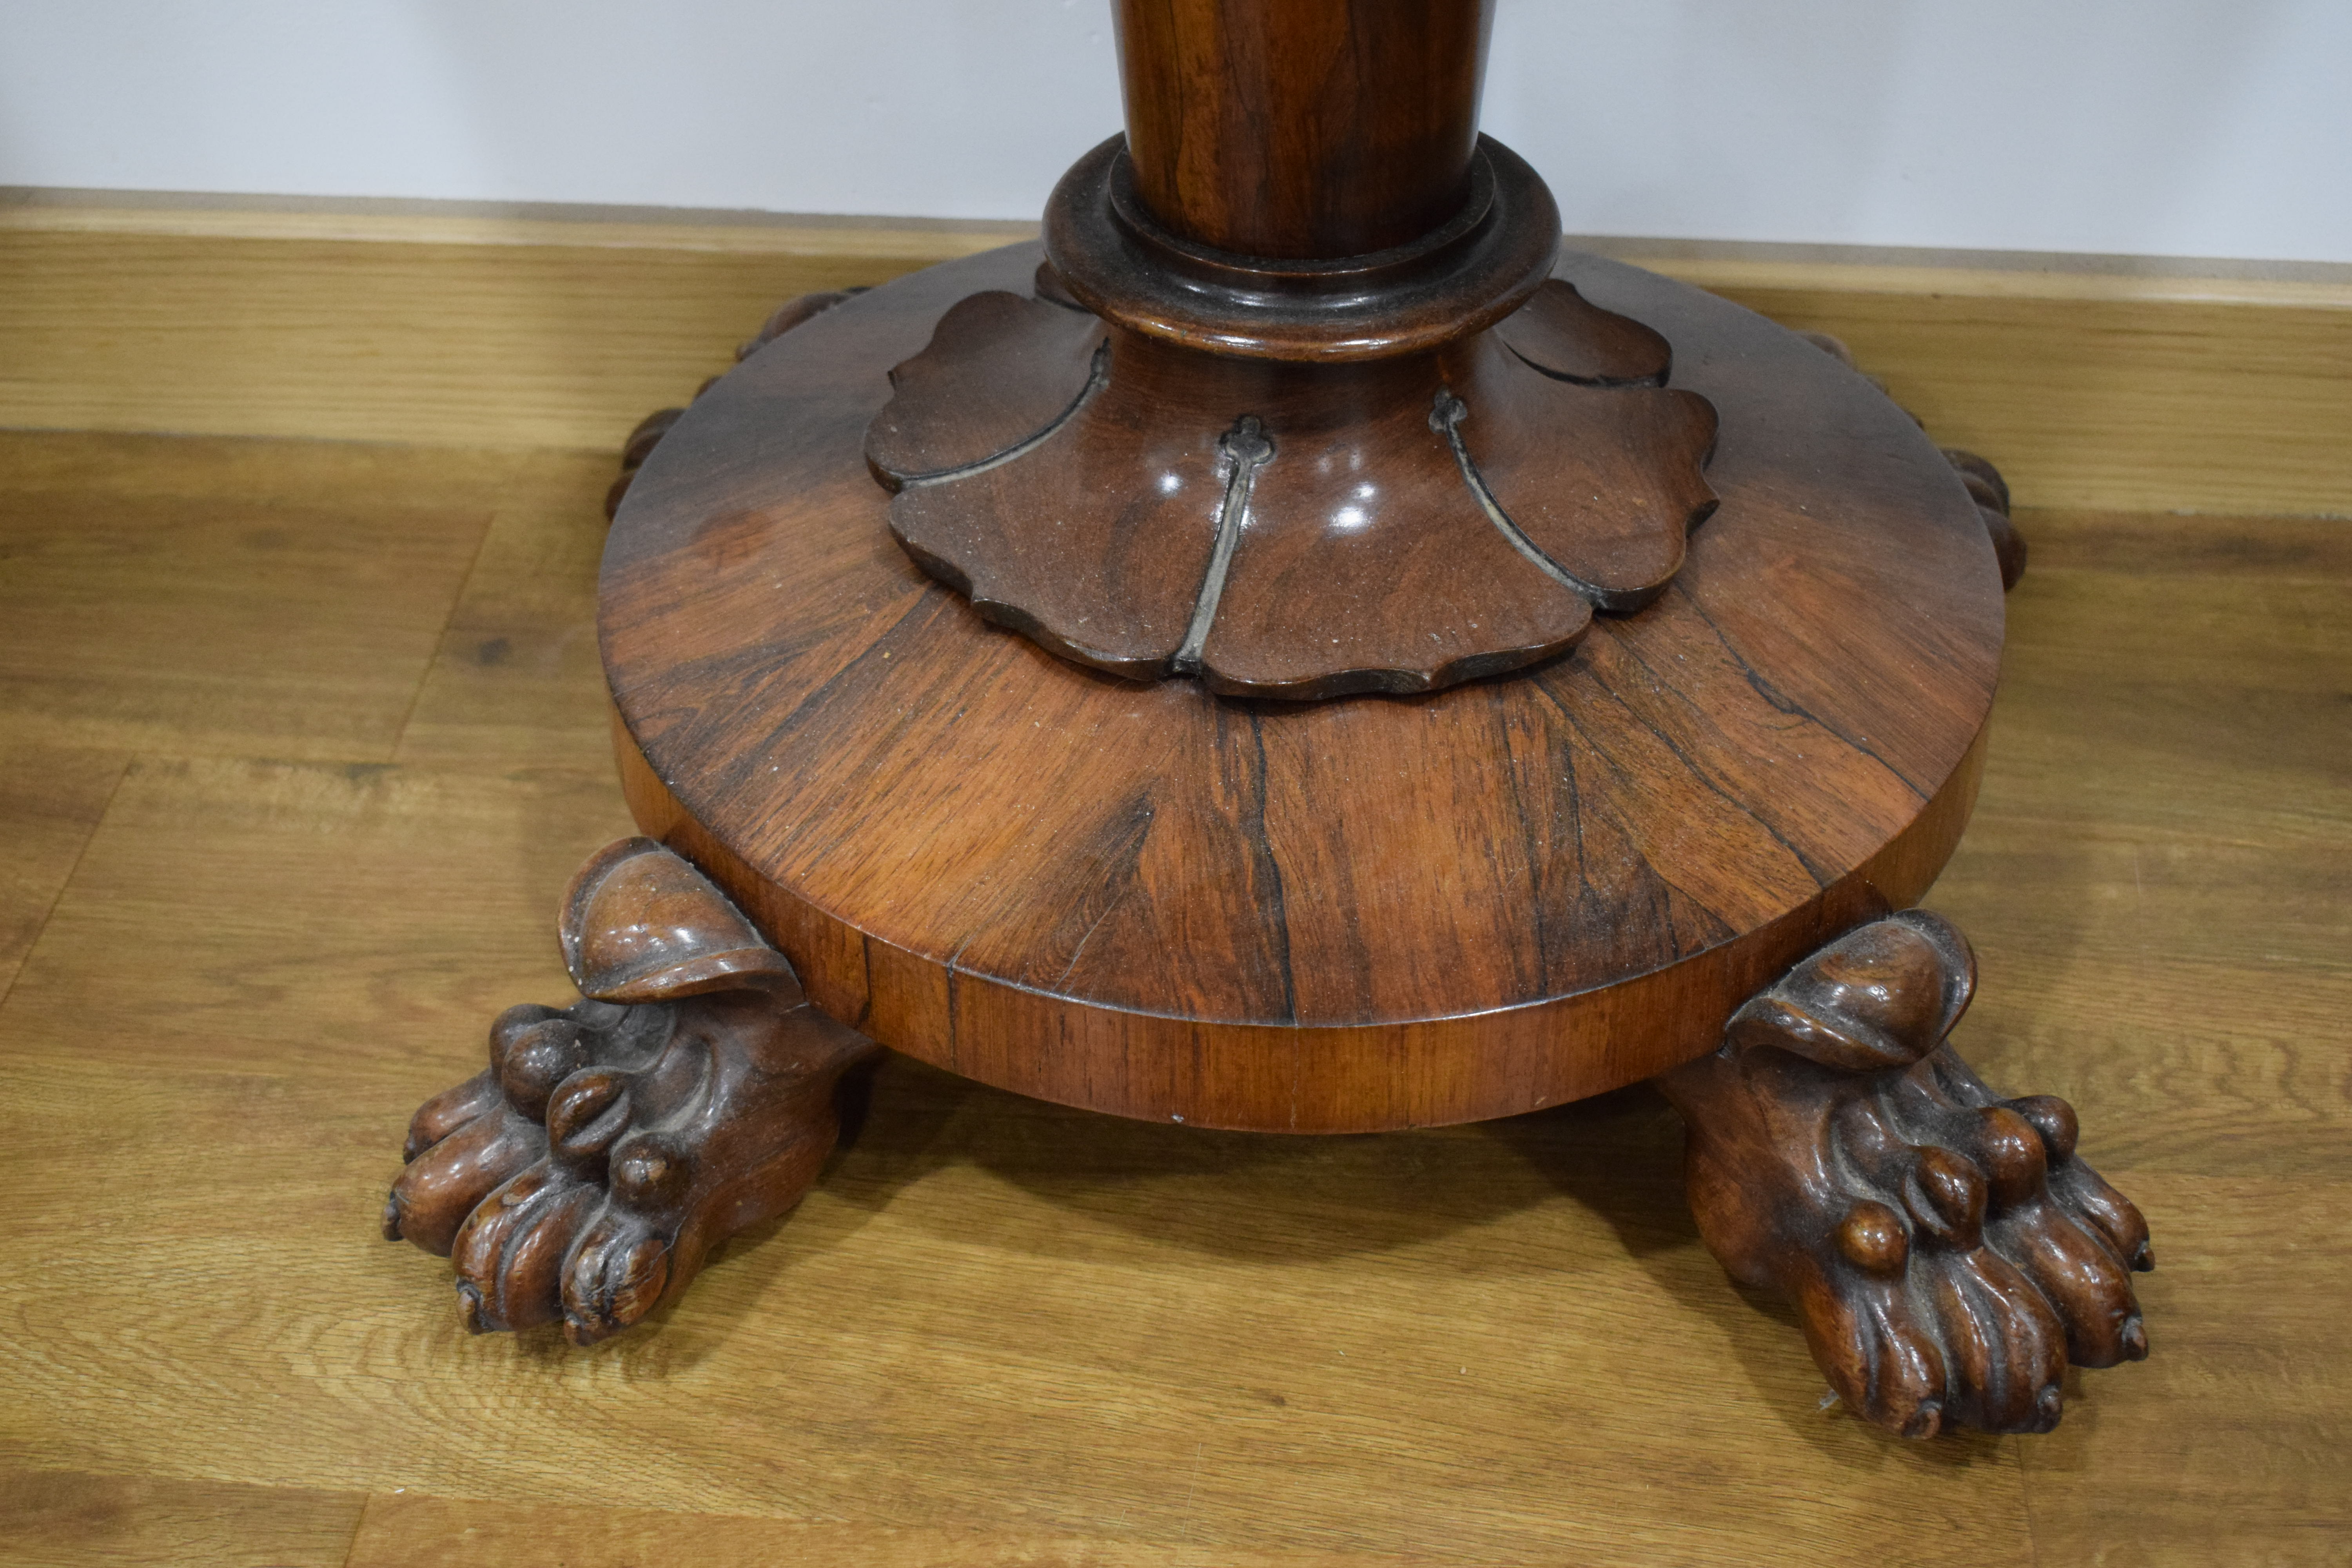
1671, 583, 1933, 801
688, 591, 956, 812
1044, 793, 1160, 991
1539, 649, 1835, 895
1243, 708, 1300, 1025
1523, 667, 1791, 956
1588, 606, 1920, 884
1485, 680, 1557, 1004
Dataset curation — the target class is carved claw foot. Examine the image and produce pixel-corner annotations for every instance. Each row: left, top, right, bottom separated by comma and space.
384, 838, 881, 1342
1656, 910, 2152, 1436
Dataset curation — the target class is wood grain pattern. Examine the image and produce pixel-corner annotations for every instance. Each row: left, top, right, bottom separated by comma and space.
0, 432, 2341, 1561
1698, 272, 2352, 517
343, 1492, 1441, 1567
604, 241, 2000, 1130
0, 218, 1021, 452
390, 449, 619, 774
5, 201, 2344, 515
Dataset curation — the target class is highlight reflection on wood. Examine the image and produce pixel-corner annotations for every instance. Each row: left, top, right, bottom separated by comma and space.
864, 280, 1719, 696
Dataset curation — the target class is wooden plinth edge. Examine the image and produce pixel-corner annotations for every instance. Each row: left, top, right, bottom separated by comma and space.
611, 707, 1987, 1134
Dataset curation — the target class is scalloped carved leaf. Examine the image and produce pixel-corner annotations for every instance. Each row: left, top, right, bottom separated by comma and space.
863, 277, 1718, 699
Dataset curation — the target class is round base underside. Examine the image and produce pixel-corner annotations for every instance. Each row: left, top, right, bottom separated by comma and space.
601, 243, 2003, 1133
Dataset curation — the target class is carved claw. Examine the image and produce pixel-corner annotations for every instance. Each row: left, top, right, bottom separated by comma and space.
389, 840, 882, 1340
1659, 911, 2151, 1436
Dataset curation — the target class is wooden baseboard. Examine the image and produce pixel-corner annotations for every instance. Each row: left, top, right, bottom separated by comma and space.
4, 193, 2347, 515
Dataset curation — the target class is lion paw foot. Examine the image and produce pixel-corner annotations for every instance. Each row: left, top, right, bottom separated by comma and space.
386, 838, 879, 1341
1661, 910, 2152, 1436
1797, 1053, 2150, 1435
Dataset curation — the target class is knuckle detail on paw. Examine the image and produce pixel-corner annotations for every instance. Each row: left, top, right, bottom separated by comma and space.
1973, 1107, 2049, 1207
1835, 1201, 1909, 1276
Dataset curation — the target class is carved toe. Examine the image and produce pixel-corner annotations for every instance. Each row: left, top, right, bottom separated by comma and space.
545, 1068, 633, 1174
1993, 1198, 2144, 1367
384, 1104, 546, 1256
1918, 1234, 2069, 1433
490, 1007, 596, 1121
402, 1069, 502, 1163
560, 1209, 675, 1345
450, 1163, 601, 1333
1798, 1262, 1946, 1436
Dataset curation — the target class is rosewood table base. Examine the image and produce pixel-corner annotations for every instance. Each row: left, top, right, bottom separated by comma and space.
388, 0, 2163, 1443
393, 230, 2147, 1433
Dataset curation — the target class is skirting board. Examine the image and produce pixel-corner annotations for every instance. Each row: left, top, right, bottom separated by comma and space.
4, 191, 2348, 516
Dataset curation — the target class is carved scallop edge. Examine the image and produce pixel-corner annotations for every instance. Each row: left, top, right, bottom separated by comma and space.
869, 289, 1718, 698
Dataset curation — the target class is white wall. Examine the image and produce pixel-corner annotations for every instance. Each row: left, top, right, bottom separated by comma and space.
4, 0, 2347, 263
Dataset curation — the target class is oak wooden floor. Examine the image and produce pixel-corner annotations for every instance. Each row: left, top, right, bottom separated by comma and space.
0, 429, 2343, 1566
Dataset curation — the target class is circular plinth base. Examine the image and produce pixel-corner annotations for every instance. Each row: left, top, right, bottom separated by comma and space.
602, 243, 2002, 1133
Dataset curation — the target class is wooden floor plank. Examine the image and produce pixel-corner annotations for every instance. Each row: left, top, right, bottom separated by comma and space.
392, 449, 619, 774
1931, 506, 2351, 1177
0, 436, 2342, 1563
0, 742, 126, 1001
1975, 509, 2350, 850
2009, 1175, 2352, 1568
1922, 507, 2352, 1561
343, 1492, 1450, 1568
0, 750, 2035, 1567
0, 432, 494, 762
0, 1461, 364, 1568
